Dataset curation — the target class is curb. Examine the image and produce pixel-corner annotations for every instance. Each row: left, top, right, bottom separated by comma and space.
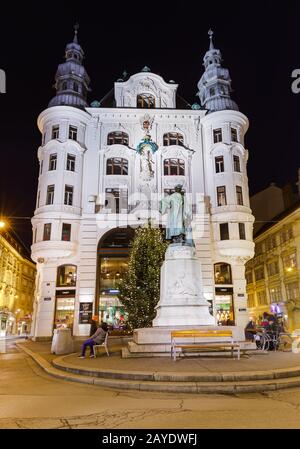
15, 342, 300, 394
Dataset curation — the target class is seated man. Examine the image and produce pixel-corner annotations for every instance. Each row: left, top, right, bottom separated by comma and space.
244, 319, 257, 341
78, 322, 108, 358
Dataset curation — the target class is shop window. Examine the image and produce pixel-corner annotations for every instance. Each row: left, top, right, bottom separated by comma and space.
269, 286, 282, 302
245, 271, 253, 284
286, 282, 300, 300
107, 131, 129, 146
215, 156, 224, 173
54, 296, 75, 330
283, 252, 297, 271
214, 263, 232, 285
137, 93, 155, 108
257, 290, 268, 305
220, 223, 229, 240
247, 294, 255, 308
163, 132, 184, 146
217, 186, 227, 206
267, 261, 279, 276
61, 223, 71, 241
106, 158, 128, 175
56, 265, 77, 287
163, 158, 185, 176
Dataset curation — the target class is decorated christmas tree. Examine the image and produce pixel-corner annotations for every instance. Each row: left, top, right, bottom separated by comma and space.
117, 223, 168, 330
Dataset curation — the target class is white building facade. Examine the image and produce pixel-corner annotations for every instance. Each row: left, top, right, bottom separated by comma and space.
31, 29, 254, 339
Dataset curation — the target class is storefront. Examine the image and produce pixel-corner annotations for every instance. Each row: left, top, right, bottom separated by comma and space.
54, 265, 77, 331
214, 263, 235, 325
96, 228, 134, 328
0, 309, 16, 336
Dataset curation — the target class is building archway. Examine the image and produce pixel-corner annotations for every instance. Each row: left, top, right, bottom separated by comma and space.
95, 227, 135, 327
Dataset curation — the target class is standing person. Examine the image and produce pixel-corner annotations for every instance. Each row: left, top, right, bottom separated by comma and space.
78, 322, 108, 358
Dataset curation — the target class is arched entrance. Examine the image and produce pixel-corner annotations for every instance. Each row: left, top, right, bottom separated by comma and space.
95, 227, 135, 327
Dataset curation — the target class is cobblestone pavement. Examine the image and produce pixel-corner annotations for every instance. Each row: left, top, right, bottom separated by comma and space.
1, 340, 300, 429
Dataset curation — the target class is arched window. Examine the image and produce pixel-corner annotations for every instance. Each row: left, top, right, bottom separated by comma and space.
163, 132, 184, 146
56, 265, 77, 287
137, 93, 155, 108
214, 263, 232, 285
62, 81, 67, 90
164, 159, 185, 176
106, 158, 128, 175
107, 131, 129, 146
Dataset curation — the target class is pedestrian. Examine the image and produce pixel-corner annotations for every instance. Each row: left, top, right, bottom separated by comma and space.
244, 318, 257, 341
78, 322, 109, 358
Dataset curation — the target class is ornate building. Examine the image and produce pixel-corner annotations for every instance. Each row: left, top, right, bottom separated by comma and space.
31, 28, 254, 339
0, 230, 36, 336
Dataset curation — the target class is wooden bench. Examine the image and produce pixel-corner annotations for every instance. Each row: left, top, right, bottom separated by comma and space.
171, 329, 240, 361
93, 332, 110, 357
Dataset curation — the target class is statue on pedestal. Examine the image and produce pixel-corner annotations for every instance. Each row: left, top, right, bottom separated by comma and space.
159, 185, 192, 244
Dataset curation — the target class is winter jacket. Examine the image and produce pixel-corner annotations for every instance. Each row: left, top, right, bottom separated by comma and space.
90, 327, 107, 344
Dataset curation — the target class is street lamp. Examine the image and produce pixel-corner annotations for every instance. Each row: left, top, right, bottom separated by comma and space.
0, 220, 6, 229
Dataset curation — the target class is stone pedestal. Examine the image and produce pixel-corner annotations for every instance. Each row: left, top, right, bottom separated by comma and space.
153, 244, 215, 326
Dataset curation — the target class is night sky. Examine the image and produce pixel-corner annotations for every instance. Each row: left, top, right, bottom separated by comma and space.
0, 1, 299, 250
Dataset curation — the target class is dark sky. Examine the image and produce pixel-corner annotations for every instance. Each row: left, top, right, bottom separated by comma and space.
0, 1, 299, 249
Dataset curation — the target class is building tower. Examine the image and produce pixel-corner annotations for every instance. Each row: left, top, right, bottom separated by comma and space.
31, 27, 91, 338
48, 24, 91, 109
200, 30, 255, 329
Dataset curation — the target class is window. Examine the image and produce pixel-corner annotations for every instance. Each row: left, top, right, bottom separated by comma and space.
215, 156, 224, 173
164, 159, 185, 176
69, 125, 77, 141
236, 186, 243, 205
231, 128, 238, 142
257, 290, 268, 305
49, 154, 57, 171
43, 223, 51, 241
137, 93, 155, 108
210, 87, 215, 96
62, 223, 71, 241
64, 185, 74, 206
217, 186, 227, 206
213, 128, 222, 143
247, 294, 255, 308
52, 125, 59, 140
233, 155, 241, 172
46, 185, 55, 205
214, 263, 232, 284
254, 266, 265, 281
220, 223, 229, 240
286, 282, 300, 300
106, 158, 128, 175
239, 222, 246, 240
57, 265, 77, 287
245, 271, 253, 284
280, 226, 293, 244
105, 188, 128, 213
66, 154, 76, 171
40, 160, 43, 175
269, 286, 282, 302
62, 81, 67, 90
283, 252, 297, 271
107, 131, 129, 146
34, 228, 37, 244
267, 261, 279, 276
42, 133, 46, 146
73, 82, 78, 92
163, 132, 184, 146
255, 242, 263, 256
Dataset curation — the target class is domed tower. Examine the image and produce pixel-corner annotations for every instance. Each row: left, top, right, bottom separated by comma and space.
199, 30, 255, 330
31, 26, 91, 339
197, 29, 239, 114
48, 24, 91, 109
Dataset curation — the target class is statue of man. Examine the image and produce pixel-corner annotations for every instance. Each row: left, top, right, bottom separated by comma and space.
160, 185, 190, 242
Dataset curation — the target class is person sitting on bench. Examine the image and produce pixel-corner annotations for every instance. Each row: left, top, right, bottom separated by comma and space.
78, 322, 109, 358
